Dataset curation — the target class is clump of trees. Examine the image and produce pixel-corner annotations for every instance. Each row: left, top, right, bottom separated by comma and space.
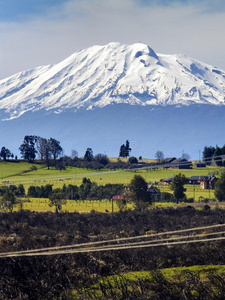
19, 135, 63, 165
0, 184, 25, 212
0, 147, 13, 161
27, 178, 124, 202
119, 140, 131, 158
202, 145, 225, 165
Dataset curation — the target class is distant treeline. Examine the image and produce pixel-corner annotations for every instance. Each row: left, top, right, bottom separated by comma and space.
202, 145, 225, 165
28, 178, 124, 201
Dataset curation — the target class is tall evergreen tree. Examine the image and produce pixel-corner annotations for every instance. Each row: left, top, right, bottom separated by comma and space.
84, 148, 93, 161
119, 140, 131, 157
119, 144, 126, 157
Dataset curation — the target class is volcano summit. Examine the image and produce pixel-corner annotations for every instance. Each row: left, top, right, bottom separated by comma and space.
0, 42, 225, 159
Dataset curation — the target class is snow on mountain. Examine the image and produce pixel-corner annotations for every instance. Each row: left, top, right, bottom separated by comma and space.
1, 42, 225, 120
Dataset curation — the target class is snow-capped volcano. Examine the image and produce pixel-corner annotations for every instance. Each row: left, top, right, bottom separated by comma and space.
1, 42, 225, 120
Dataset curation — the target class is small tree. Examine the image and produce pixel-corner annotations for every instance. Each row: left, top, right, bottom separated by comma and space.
128, 156, 138, 164
37, 137, 51, 168
215, 171, 225, 202
170, 173, 187, 204
48, 138, 62, 161
129, 175, 151, 210
84, 148, 93, 161
0, 189, 16, 212
49, 193, 66, 213
94, 153, 109, 165
0, 147, 11, 161
71, 149, 78, 159
155, 150, 164, 164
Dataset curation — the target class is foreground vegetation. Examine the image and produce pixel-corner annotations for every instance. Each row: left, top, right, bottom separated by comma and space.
1, 161, 225, 298
0, 207, 225, 298
0, 160, 223, 213
77, 267, 225, 299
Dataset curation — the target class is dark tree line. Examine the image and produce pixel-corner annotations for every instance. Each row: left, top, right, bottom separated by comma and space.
19, 135, 63, 164
202, 145, 225, 165
27, 178, 124, 201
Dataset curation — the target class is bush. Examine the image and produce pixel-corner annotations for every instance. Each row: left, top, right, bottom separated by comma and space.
128, 156, 138, 164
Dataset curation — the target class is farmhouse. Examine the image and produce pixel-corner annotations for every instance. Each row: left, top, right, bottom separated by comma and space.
112, 195, 124, 201
160, 175, 217, 190
147, 184, 160, 200
195, 161, 206, 168
170, 158, 192, 169
160, 176, 175, 185
199, 176, 217, 189
163, 157, 177, 168
164, 157, 177, 164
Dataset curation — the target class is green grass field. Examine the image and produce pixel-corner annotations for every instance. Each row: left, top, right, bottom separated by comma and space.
74, 264, 225, 298
0, 160, 224, 212
110, 264, 225, 281
0, 160, 222, 187
13, 198, 135, 213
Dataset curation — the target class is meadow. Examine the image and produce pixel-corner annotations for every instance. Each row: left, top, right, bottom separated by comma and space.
75, 265, 225, 299
14, 198, 135, 213
0, 160, 223, 212
0, 160, 221, 187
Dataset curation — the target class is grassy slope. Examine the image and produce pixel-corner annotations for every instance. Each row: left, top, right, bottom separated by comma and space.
0, 160, 221, 186
123, 265, 225, 280
0, 161, 223, 212
74, 265, 225, 298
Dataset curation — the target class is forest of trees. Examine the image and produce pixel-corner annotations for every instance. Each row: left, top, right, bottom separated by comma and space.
202, 144, 225, 165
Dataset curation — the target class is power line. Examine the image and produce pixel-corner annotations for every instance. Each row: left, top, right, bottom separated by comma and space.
1, 223, 225, 258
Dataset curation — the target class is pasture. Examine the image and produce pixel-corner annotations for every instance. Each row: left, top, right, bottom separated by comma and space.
13, 198, 135, 213
0, 160, 224, 212
0, 160, 221, 188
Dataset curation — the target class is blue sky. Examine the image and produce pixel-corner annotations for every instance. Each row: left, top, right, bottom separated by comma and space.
1, 0, 225, 79
0, 0, 69, 21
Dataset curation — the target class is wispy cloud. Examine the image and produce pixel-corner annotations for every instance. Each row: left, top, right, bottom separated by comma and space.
0, 0, 225, 79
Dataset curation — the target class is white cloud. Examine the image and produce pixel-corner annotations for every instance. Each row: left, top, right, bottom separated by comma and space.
0, 0, 225, 79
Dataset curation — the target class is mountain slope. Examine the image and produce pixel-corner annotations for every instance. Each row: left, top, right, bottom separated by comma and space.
1, 42, 225, 160
0, 104, 225, 160
0, 42, 225, 120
